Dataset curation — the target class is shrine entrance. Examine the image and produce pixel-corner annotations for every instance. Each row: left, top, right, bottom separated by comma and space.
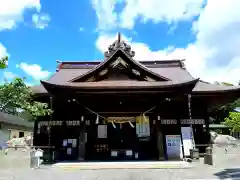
107, 119, 137, 161
85, 116, 158, 161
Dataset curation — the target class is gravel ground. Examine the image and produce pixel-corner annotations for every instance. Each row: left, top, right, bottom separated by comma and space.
0, 145, 240, 180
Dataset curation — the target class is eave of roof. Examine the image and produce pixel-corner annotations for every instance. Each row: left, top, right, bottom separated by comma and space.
193, 81, 240, 93
30, 60, 240, 96
0, 111, 33, 128
41, 79, 200, 91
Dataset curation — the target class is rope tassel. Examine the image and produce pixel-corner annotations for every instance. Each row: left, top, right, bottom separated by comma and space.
95, 114, 99, 124
143, 114, 147, 122
128, 121, 134, 128
111, 121, 116, 128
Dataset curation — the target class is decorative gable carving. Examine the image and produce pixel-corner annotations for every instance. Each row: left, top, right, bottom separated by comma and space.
144, 76, 155, 81
70, 32, 170, 82
110, 57, 128, 70
86, 76, 96, 82
132, 69, 140, 76
99, 69, 108, 76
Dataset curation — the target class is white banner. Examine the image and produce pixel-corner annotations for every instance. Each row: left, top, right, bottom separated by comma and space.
98, 125, 107, 138
181, 127, 195, 156
166, 135, 183, 159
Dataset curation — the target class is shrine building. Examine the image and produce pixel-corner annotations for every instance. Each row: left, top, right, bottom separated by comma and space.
31, 33, 240, 162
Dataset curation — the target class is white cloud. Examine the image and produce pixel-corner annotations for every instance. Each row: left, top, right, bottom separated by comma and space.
0, 0, 41, 30
91, 0, 118, 31
119, 0, 204, 29
16, 62, 51, 80
190, 0, 240, 84
91, 0, 204, 30
0, 43, 9, 59
3, 71, 17, 80
79, 27, 84, 31
25, 82, 34, 86
32, 13, 50, 29
96, 0, 240, 85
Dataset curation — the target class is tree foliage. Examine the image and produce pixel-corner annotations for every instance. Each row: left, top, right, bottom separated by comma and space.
224, 112, 240, 132
0, 56, 52, 120
210, 81, 240, 124
0, 77, 52, 120
0, 56, 8, 69
210, 102, 237, 124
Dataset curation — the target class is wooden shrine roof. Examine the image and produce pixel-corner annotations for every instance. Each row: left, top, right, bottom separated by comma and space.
31, 33, 240, 96
32, 60, 240, 95
40, 79, 199, 90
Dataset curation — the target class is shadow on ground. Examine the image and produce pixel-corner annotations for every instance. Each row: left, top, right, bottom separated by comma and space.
214, 168, 240, 179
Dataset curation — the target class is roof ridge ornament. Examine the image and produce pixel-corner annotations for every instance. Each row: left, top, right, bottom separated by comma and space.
104, 32, 135, 58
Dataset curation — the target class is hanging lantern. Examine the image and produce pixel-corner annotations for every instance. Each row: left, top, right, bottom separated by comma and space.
81, 116, 84, 122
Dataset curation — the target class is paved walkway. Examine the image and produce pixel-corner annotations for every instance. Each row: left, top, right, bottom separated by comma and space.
1, 166, 238, 180
1, 145, 240, 179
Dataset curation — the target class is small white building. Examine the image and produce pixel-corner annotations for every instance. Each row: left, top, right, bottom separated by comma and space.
0, 111, 33, 147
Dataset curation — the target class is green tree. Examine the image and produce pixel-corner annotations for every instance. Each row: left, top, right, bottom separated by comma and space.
0, 56, 8, 69
210, 81, 239, 123
224, 112, 240, 132
0, 78, 52, 120
210, 103, 236, 124
0, 56, 52, 120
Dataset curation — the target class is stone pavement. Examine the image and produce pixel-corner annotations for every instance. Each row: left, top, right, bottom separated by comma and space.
0, 160, 237, 180
1, 145, 240, 180
0, 166, 226, 180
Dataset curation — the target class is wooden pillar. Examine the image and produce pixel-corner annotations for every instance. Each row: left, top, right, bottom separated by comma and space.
78, 116, 86, 161
202, 100, 211, 153
33, 119, 38, 147
156, 114, 164, 160
47, 96, 53, 161
173, 98, 185, 159
178, 118, 185, 159
205, 115, 210, 144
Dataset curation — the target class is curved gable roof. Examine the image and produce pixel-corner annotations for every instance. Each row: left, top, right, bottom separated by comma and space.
70, 34, 170, 82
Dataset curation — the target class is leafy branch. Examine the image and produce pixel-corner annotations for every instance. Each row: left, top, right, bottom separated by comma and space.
224, 112, 240, 132
0, 56, 52, 120
0, 56, 8, 69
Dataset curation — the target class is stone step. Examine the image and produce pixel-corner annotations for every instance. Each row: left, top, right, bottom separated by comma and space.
52, 161, 193, 170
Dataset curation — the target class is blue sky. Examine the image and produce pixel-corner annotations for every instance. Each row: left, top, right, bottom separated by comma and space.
0, 0, 240, 85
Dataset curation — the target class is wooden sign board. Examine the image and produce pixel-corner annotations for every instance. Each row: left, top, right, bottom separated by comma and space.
38, 120, 81, 127
161, 119, 205, 125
